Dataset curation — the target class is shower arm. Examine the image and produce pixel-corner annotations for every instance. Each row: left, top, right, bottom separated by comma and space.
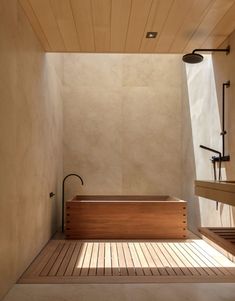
192, 47, 230, 55
62, 173, 84, 232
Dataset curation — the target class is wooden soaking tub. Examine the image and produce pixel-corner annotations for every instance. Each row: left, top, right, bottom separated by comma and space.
65, 195, 187, 239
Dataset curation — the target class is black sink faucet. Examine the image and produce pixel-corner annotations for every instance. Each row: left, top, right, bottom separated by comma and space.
62, 173, 84, 232
199, 145, 222, 181
199, 145, 222, 157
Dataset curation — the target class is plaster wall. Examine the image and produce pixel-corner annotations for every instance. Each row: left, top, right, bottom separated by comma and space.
0, 1, 63, 298
63, 54, 183, 199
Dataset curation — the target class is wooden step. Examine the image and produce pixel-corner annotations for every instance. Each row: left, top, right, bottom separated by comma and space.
200, 227, 235, 257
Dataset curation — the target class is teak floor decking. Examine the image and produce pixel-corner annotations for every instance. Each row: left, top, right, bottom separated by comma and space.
19, 238, 235, 283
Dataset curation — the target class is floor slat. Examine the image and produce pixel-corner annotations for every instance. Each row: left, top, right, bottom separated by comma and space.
88, 242, 99, 276
186, 242, 223, 276
80, 243, 93, 276
162, 243, 191, 276
105, 243, 112, 276
128, 243, 144, 276
111, 243, 120, 276
140, 243, 160, 276
64, 242, 82, 276
157, 243, 184, 276
180, 243, 214, 276
145, 243, 168, 276
73, 243, 88, 276
122, 243, 135, 276
57, 243, 76, 276
40, 243, 64, 276
97, 242, 105, 276
174, 243, 208, 276
151, 243, 176, 276
24, 241, 59, 277
49, 243, 70, 276
191, 242, 231, 276
171, 243, 200, 276
134, 243, 152, 276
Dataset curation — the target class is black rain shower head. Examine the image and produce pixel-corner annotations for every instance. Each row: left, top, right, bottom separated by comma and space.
182, 46, 230, 64
182, 53, 203, 64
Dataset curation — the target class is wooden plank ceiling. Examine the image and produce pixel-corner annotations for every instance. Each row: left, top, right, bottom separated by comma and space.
19, 0, 235, 53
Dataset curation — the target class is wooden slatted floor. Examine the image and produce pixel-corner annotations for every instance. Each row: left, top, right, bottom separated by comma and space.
18, 239, 235, 283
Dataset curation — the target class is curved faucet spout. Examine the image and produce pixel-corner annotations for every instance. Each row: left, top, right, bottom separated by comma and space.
63, 173, 84, 186
62, 173, 84, 232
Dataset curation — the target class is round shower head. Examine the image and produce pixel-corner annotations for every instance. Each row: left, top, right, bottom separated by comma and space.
182, 52, 204, 64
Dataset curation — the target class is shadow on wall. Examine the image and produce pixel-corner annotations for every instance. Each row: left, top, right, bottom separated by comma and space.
184, 54, 235, 231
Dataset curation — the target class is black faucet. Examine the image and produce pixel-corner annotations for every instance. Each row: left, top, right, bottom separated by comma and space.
62, 173, 84, 232
199, 145, 223, 210
199, 145, 221, 157
200, 145, 222, 181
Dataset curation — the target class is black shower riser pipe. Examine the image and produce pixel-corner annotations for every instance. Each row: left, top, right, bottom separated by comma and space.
221, 80, 230, 158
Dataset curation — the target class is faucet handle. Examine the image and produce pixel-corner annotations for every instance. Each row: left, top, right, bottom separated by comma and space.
49, 192, 55, 198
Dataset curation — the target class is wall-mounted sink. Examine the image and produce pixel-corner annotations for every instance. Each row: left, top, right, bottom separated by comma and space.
195, 180, 235, 206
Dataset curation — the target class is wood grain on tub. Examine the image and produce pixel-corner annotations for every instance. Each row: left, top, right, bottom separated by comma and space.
65, 195, 187, 239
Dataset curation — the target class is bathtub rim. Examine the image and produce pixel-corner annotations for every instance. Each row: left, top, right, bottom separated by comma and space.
67, 195, 186, 203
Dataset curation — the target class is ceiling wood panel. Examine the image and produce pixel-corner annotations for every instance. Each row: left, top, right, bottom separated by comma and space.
202, 2, 235, 49
155, 0, 193, 53
110, 0, 132, 52
91, 0, 111, 52
28, 0, 65, 51
184, 0, 235, 52
50, 0, 80, 51
140, 0, 173, 53
20, 0, 235, 53
125, 0, 152, 52
169, 0, 214, 53
19, 0, 51, 51
70, 0, 95, 52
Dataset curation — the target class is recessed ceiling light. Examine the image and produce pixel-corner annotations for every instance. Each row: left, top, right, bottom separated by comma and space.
146, 32, 158, 39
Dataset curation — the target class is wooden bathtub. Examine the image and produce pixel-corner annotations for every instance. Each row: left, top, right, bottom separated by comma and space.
65, 195, 187, 239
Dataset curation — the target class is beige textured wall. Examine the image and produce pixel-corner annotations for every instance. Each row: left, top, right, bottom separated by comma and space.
63, 54, 183, 200
0, 1, 63, 298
